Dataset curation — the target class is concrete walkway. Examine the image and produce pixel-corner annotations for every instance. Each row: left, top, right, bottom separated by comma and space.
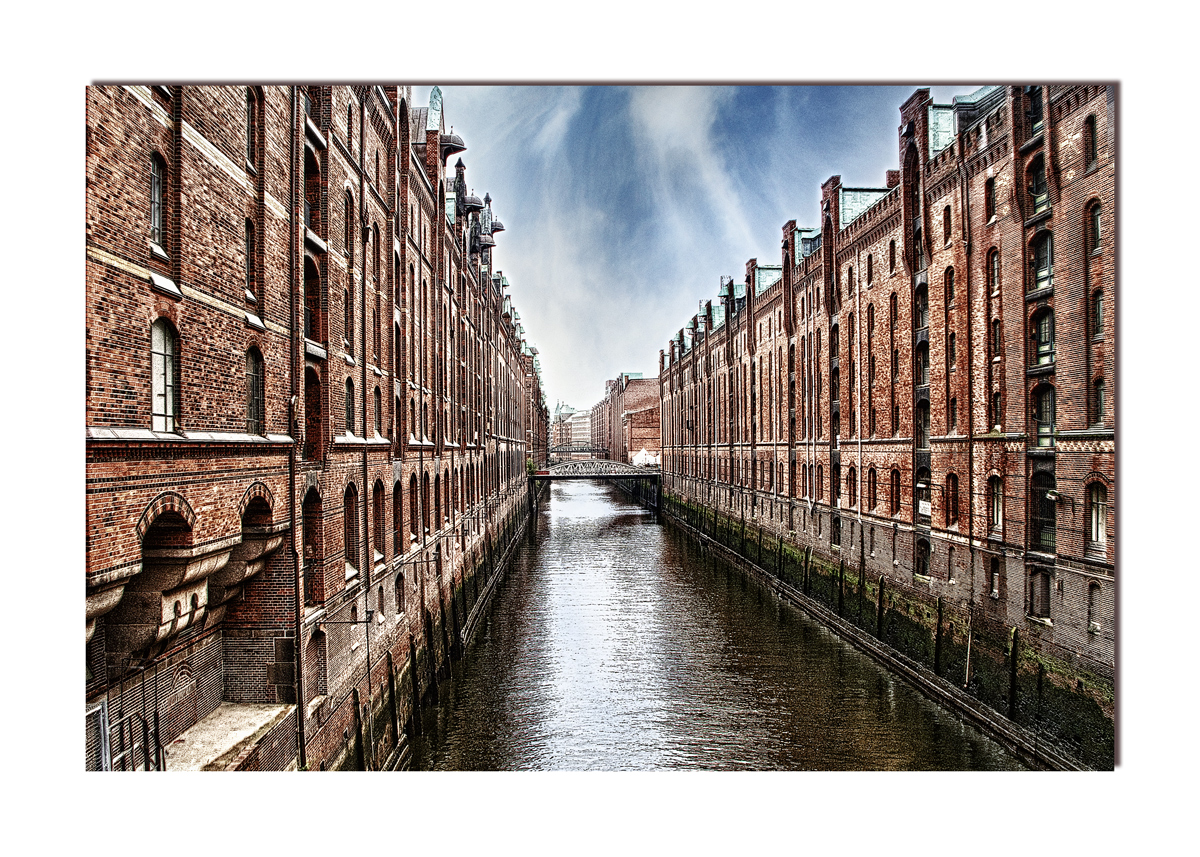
165, 702, 291, 771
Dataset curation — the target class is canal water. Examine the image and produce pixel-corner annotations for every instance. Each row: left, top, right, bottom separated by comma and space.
410, 481, 1027, 770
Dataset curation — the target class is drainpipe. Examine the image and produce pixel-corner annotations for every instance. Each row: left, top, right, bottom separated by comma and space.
289, 85, 307, 770
958, 132, 977, 608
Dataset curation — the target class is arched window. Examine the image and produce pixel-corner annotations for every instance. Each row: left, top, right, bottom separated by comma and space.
345, 377, 355, 435
915, 539, 930, 577
372, 222, 380, 283
245, 219, 256, 302
1030, 471, 1056, 552
1031, 232, 1053, 291
1027, 154, 1048, 214
302, 489, 323, 605
1083, 115, 1098, 168
992, 319, 1003, 357
946, 473, 959, 525
889, 469, 901, 515
944, 267, 954, 304
1087, 483, 1108, 557
344, 192, 355, 263
373, 386, 382, 435
150, 153, 166, 248
988, 476, 1003, 532
1026, 86, 1044, 137
1092, 289, 1104, 338
915, 285, 928, 329
395, 573, 405, 614
245, 347, 265, 434
817, 464, 824, 500
344, 482, 359, 576
915, 401, 929, 449
868, 468, 877, 510
1089, 203, 1102, 254
409, 473, 418, 538
848, 466, 857, 507
393, 481, 403, 557
1087, 583, 1101, 634
984, 177, 996, 220
344, 287, 354, 351
915, 343, 930, 386
421, 472, 430, 534
1032, 309, 1055, 366
888, 239, 896, 273
990, 557, 1002, 598
1034, 384, 1055, 448
987, 248, 1000, 294
1093, 378, 1105, 426
151, 318, 179, 432
889, 293, 898, 329
304, 367, 322, 460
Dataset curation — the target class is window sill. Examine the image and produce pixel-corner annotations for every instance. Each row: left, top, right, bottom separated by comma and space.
1025, 286, 1053, 302
1026, 363, 1055, 378
150, 241, 170, 261
1019, 132, 1044, 155
1025, 615, 1053, 627
148, 271, 182, 300
1024, 208, 1052, 229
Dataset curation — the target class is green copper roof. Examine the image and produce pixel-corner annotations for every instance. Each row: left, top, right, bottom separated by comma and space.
840, 189, 891, 228
928, 105, 955, 156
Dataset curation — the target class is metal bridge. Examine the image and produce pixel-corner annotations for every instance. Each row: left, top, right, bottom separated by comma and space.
533, 460, 659, 480
548, 443, 609, 456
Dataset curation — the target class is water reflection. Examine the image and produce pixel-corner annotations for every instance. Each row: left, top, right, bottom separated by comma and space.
411, 481, 1026, 771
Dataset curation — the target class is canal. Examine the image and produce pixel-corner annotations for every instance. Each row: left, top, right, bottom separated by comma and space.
410, 481, 1028, 770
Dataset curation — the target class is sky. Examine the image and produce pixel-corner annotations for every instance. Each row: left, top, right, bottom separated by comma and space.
415, 85, 977, 412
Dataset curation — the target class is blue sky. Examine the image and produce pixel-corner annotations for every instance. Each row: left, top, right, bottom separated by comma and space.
416, 85, 976, 411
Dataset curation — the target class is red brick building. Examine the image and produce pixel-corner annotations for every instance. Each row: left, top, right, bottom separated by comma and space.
660, 85, 1115, 766
85, 85, 545, 770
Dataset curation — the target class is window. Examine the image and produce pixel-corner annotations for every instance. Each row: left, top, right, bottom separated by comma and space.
943, 205, 952, 245
892, 404, 900, 436
867, 254, 873, 285
1083, 115, 1098, 168
944, 267, 955, 304
984, 177, 996, 220
151, 319, 179, 432
987, 248, 1000, 294
1031, 232, 1053, 291
245, 219, 256, 302
344, 483, 359, 576
915, 539, 930, 577
1028, 154, 1048, 214
345, 377, 355, 435
1092, 378, 1105, 426
150, 154, 166, 248
889, 240, 896, 273
868, 468, 877, 510
949, 397, 957, 433
948, 333, 956, 369
988, 476, 1003, 532
409, 473, 419, 538
1087, 483, 1108, 557
890, 293, 898, 329
1030, 472, 1056, 551
1089, 203, 1102, 254
245, 88, 256, 166
890, 469, 901, 515
246, 347, 265, 434
915, 467, 930, 522
1092, 289, 1104, 338
347, 103, 353, 150
1033, 310, 1055, 366
1026, 86, 1044, 137
915, 285, 928, 329
990, 558, 1001, 598
1028, 568, 1052, 619
344, 192, 355, 262
395, 573, 405, 614
991, 391, 1002, 431
848, 467, 857, 507
947, 473, 959, 525
992, 319, 1002, 357
1034, 384, 1055, 447
915, 344, 929, 386
915, 401, 929, 449
1087, 583, 1101, 634
817, 465, 824, 500
374, 386, 382, 435
892, 348, 899, 380
344, 288, 354, 352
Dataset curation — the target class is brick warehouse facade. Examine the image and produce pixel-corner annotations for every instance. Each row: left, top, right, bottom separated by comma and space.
85, 85, 549, 770
659, 85, 1115, 768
